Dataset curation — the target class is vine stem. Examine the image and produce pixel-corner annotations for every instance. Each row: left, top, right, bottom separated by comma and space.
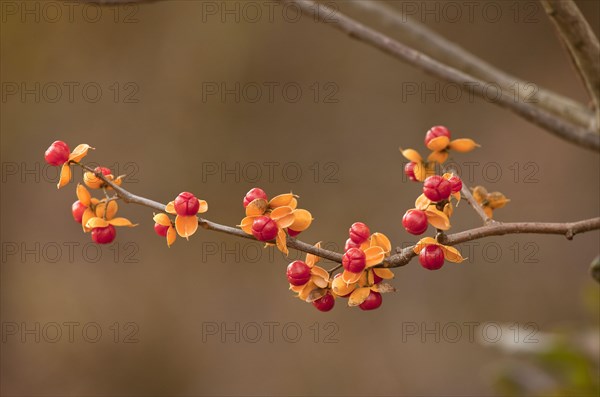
73, 161, 599, 269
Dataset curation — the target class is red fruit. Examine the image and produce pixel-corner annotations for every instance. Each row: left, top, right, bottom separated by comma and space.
44, 140, 70, 166
344, 237, 360, 252
423, 175, 452, 202
312, 292, 335, 312
174, 192, 200, 216
359, 291, 382, 311
373, 272, 383, 284
251, 216, 278, 241
424, 125, 451, 146
71, 200, 87, 223
243, 188, 268, 207
333, 274, 352, 297
94, 166, 111, 176
286, 260, 311, 286
342, 247, 366, 273
91, 225, 116, 244
404, 162, 418, 182
287, 228, 301, 237
349, 222, 370, 244
419, 245, 445, 270
154, 223, 169, 237
402, 209, 428, 235
448, 175, 462, 193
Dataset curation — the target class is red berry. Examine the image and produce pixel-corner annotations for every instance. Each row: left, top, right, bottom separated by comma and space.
373, 272, 383, 284
94, 166, 112, 176
402, 209, 428, 235
349, 222, 370, 244
44, 140, 70, 166
71, 200, 87, 223
419, 245, 445, 270
404, 162, 418, 182
448, 175, 462, 193
91, 225, 116, 244
333, 274, 352, 297
344, 237, 361, 252
359, 291, 382, 311
312, 292, 335, 312
251, 216, 278, 241
286, 260, 311, 286
424, 126, 451, 146
243, 188, 268, 207
154, 223, 169, 237
174, 192, 200, 216
423, 175, 452, 202
342, 247, 366, 273
287, 228, 301, 237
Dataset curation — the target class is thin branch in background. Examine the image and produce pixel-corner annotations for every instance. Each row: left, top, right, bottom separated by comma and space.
540, 0, 600, 129
279, 0, 599, 151
345, 0, 595, 131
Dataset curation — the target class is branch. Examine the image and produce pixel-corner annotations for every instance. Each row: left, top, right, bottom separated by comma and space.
74, 162, 599, 270
345, 0, 595, 131
540, 0, 600, 126
388, 217, 600, 268
459, 182, 493, 226
280, 0, 599, 151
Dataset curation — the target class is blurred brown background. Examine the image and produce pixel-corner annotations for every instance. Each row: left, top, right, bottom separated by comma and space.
1, 0, 599, 395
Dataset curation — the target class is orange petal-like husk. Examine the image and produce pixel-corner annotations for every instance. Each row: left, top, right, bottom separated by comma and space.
288, 209, 313, 232
276, 228, 288, 256
81, 208, 95, 232
440, 244, 464, 263
369, 232, 391, 253
348, 287, 371, 307
239, 216, 255, 235
175, 215, 198, 239
246, 198, 268, 216
415, 194, 431, 210
197, 200, 208, 214
269, 193, 297, 210
399, 148, 422, 163
487, 192, 510, 209
86, 217, 109, 229
298, 280, 316, 301
311, 274, 329, 289
271, 206, 295, 229
153, 213, 172, 227
426, 136, 450, 151
413, 162, 428, 182
305, 242, 321, 267
412, 237, 438, 254
332, 275, 355, 296
449, 138, 479, 152
311, 266, 329, 283
427, 150, 449, 164
306, 288, 328, 303
289, 284, 305, 293
373, 268, 395, 280
68, 144, 93, 162
484, 207, 494, 218
110, 175, 124, 187
76, 184, 91, 206
108, 217, 136, 227
83, 172, 102, 189
57, 163, 71, 189
471, 186, 488, 204
452, 192, 461, 204
342, 270, 362, 284
165, 201, 176, 214
443, 202, 453, 218
425, 207, 451, 230
96, 200, 119, 220
365, 246, 385, 267
166, 226, 176, 247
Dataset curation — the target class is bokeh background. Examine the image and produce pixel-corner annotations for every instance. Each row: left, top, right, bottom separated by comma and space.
1, 0, 599, 395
